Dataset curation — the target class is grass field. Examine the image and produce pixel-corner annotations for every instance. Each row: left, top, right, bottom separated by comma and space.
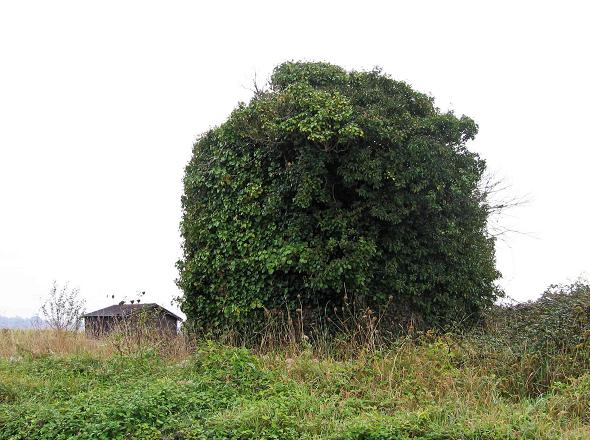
1, 284, 590, 439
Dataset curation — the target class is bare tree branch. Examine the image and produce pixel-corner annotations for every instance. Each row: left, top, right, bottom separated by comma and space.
478, 171, 530, 239
40, 281, 86, 332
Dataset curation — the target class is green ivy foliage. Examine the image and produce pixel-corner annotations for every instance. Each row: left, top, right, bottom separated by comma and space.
177, 62, 500, 333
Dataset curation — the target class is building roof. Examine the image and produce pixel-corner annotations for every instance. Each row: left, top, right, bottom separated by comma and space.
82, 303, 182, 321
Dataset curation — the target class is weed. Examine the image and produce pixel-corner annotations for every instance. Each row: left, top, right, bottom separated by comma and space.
1, 283, 590, 438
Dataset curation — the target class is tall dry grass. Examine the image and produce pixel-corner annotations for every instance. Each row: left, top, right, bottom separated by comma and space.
0, 329, 108, 359
0, 328, 192, 360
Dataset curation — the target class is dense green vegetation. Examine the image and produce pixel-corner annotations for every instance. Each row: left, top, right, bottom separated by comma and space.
2, 283, 590, 439
3, 62, 588, 438
178, 62, 499, 334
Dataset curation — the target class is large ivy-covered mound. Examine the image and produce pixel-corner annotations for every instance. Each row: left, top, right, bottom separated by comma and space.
177, 62, 500, 333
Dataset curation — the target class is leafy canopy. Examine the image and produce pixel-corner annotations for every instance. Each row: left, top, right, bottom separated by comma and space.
178, 61, 500, 333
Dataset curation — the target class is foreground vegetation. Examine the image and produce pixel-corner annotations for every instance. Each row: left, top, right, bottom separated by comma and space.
1, 283, 590, 439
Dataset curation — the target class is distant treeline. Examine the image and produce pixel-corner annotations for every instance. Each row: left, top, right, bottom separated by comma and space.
0, 315, 46, 329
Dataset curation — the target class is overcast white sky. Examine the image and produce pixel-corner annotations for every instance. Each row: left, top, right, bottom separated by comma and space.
1, 1, 589, 318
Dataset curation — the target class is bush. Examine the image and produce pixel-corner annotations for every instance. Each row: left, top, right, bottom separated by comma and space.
177, 61, 500, 335
40, 281, 86, 332
490, 281, 590, 353
463, 282, 590, 396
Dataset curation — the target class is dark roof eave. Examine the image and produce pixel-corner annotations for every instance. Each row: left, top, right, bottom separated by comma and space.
82, 303, 182, 321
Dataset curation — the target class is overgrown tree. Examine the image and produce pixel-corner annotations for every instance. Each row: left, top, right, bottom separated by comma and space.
177, 62, 501, 334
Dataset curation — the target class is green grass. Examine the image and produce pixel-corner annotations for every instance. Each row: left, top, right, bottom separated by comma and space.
1, 338, 589, 439
2, 283, 590, 439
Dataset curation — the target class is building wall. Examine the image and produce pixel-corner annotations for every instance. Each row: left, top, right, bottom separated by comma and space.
161, 314, 179, 334
85, 316, 116, 338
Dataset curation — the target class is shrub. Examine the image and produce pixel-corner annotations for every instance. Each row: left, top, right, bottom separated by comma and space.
464, 282, 590, 396
177, 61, 500, 335
490, 281, 590, 353
40, 281, 86, 332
